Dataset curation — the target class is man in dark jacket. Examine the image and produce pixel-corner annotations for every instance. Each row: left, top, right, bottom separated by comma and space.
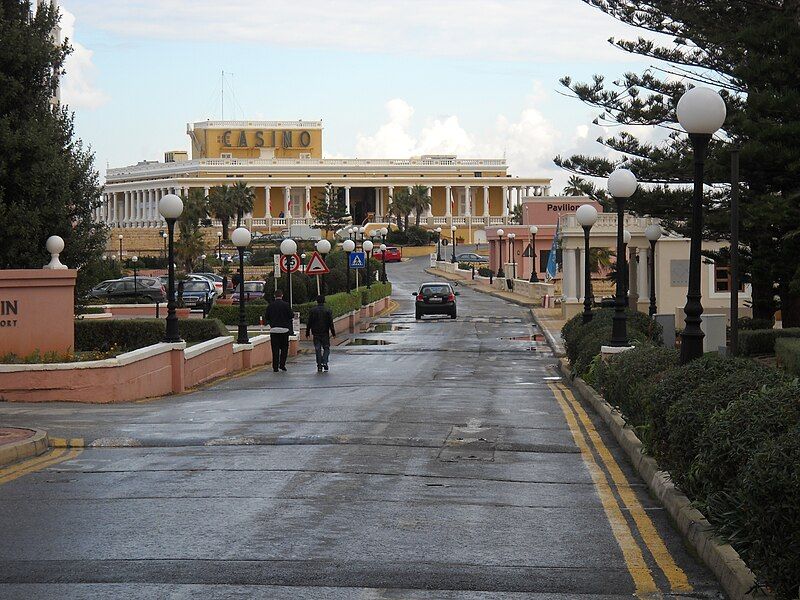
306, 295, 336, 372
264, 290, 294, 372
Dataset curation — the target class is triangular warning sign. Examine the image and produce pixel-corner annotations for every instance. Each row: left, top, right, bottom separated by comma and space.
305, 251, 330, 275
522, 243, 533, 258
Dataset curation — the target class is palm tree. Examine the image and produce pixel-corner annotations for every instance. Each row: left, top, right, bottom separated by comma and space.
387, 188, 412, 231
563, 175, 588, 196
207, 185, 235, 239
176, 189, 208, 272
230, 181, 255, 227
409, 185, 431, 227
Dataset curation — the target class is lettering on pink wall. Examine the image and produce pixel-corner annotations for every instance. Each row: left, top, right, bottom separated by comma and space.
546, 203, 581, 212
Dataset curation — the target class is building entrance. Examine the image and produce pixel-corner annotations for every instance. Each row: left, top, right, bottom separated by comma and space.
349, 188, 376, 226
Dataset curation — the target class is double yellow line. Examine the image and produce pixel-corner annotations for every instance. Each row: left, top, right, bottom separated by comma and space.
0, 438, 83, 487
549, 382, 692, 597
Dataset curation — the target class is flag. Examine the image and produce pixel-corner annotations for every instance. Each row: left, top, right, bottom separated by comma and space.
545, 219, 560, 281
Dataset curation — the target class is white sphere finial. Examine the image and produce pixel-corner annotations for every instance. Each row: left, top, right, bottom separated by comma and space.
44, 235, 67, 270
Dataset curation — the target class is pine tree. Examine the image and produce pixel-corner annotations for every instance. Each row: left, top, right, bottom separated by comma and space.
556, 1, 800, 324
0, 0, 106, 272
311, 184, 349, 238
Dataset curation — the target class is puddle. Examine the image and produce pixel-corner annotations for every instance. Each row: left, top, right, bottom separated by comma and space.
347, 338, 393, 346
363, 323, 410, 333
499, 334, 545, 342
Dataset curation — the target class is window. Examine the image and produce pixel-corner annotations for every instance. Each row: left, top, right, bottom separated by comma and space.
714, 264, 745, 293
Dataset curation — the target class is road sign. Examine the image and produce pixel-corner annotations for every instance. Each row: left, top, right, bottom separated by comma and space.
273, 253, 281, 278
522, 243, 533, 258
441, 239, 449, 246
280, 254, 301, 273
348, 251, 366, 269
305, 251, 330, 276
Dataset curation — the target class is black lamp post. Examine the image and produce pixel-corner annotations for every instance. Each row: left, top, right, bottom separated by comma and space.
343, 239, 355, 292
607, 169, 637, 347
435, 227, 442, 262
232, 227, 252, 344
676, 86, 727, 364
496, 228, 505, 278
201, 254, 207, 273
529, 225, 539, 282
622, 229, 631, 306
576, 205, 598, 324
159, 230, 166, 258
159, 194, 184, 343
450, 225, 457, 263
118, 234, 123, 262
379, 243, 387, 283
280, 238, 298, 309
508, 233, 517, 279
316, 239, 332, 295
132, 255, 139, 299
363, 240, 373, 288
645, 224, 662, 317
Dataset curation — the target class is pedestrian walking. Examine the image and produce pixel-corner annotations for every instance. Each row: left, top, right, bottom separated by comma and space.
264, 290, 293, 372
306, 295, 336, 372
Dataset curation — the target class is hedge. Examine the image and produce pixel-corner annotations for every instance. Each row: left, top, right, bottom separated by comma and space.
75, 318, 228, 352
776, 337, 800, 376
738, 327, 800, 355
570, 342, 799, 598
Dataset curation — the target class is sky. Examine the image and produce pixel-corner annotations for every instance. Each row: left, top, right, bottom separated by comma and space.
58, 0, 664, 192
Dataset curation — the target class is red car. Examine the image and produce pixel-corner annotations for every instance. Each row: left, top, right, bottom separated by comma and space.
231, 280, 266, 302
373, 246, 402, 262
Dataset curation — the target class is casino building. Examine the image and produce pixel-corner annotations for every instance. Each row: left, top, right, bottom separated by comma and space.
98, 120, 553, 241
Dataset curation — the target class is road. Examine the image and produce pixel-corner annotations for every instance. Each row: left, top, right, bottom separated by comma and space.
0, 256, 723, 599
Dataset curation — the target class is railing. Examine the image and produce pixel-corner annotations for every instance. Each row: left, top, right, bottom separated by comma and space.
190, 120, 323, 129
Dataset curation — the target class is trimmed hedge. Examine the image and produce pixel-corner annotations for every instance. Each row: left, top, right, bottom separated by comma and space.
567, 340, 800, 598
208, 302, 269, 327
776, 337, 800, 376
360, 281, 392, 306
738, 326, 800, 356
75, 318, 228, 352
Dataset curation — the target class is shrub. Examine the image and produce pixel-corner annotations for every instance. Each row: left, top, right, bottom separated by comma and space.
689, 382, 800, 510
75, 318, 228, 352
361, 281, 392, 306
458, 262, 475, 271
478, 267, 493, 277
776, 337, 800, 376
648, 355, 784, 483
738, 327, 800, 356
737, 316, 774, 330
721, 426, 800, 599
595, 344, 678, 430
208, 302, 268, 326
406, 225, 433, 246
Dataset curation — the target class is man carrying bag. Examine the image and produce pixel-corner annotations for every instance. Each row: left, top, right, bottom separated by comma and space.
306, 295, 336, 372
264, 290, 293, 372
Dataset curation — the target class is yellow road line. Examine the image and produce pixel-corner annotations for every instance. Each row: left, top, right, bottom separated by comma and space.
548, 383, 659, 596
0, 447, 82, 486
51, 437, 85, 448
557, 383, 692, 593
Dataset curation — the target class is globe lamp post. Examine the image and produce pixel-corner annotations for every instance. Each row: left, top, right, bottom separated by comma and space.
280, 238, 298, 309
363, 240, 374, 288
623, 229, 632, 305
508, 232, 517, 279
529, 225, 539, 282
159, 194, 184, 343
644, 224, 663, 317
435, 227, 443, 262
450, 225, 457, 263
342, 239, 355, 293
607, 169, 637, 347
131, 255, 139, 298
496, 228, 505, 278
576, 205, 598, 323
380, 243, 388, 283
231, 227, 252, 344
316, 238, 331, 295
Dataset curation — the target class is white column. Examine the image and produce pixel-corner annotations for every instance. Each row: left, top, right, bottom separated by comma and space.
483, 186, 490, 217
345, 186, 351, 216
375, 187, 383, 219
563, 248, 578, 302
502, 186, 509, 217
123, 191, 130, 227
304, 185, 311, 219
445, 185, 452, 217
464, 186, 471, 217
578, 247, 587, 302
387, 186, 393, 222
629, 247, 640, 306
138, 190, 145, 227
426, 186, 433, 217
637, 248, 648, 308
284, 186, 291, 219
264, 186, 271, 219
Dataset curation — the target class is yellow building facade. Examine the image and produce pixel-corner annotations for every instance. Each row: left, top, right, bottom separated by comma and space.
98, 120, 552, 239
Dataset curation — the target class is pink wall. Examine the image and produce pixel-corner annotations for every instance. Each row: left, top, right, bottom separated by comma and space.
0, 269, 77, 356
184, 341, 236, 388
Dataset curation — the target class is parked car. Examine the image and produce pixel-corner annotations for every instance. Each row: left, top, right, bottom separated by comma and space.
455, 252, 488, 264
86, 279, 118, 299
413, 282, 458, 320
191, 272, 224, 296
103, 278, 166, 303
373, 246, 402, 262
231, 280, 266, 302
178, 279, 216, 309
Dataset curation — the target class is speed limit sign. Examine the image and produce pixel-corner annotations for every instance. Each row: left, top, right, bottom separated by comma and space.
279, 254, 301, 273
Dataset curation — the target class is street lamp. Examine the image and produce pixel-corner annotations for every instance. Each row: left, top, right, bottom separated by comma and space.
200, 254, 207, 273
162, 231, 168, 260
316, 239, 331, 295
645, 224, 663, 317
216, 231, 223, 261
607, 168, 637, 347
497, 228, 505, 278
231, 227, 251, 344
118, 234, 123, 262
576, 205, 598, 323
280, 238, 298, 309
342, 239, 355, 292
380, 243, 388, 283
363, 240, 374, 288
676, 86, 727, 363
529, 225, 539, 282
623, 229, 632, 305
358, 226, 366, 248
450, 225, 457, 263
131, 255, 139, 299
508, 232, 517, 279
159, 194, 184, 343
435, 227, 442, 262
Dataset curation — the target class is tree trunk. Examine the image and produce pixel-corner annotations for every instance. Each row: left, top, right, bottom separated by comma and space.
780, 286, 800, 327
222, 219, 229, 241
415, 210, 421, 227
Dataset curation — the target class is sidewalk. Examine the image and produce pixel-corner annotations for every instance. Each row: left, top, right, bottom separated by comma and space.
0, 428, 49, 468
426, 266, 566, 356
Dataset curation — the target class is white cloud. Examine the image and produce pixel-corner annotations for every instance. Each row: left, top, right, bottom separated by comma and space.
59, 6, 109, 109
67, 0, 663, 63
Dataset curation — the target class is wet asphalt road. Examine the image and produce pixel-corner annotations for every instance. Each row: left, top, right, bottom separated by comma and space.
0, 256, 724, 599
